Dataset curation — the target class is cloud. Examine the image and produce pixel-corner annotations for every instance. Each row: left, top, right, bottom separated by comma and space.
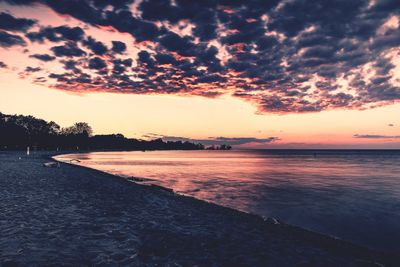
388, 123, 394, 127
83, 36, 107, 55
24, 66, 41, 72
0, 61, 7, 68
27, 25, 85, 42
88, 57, 106, 69
0, 30, 26, 47
103, 8, 161, 42
158, 32, 196, 57
353, 134, 400, 139
50, 42, 86, 57
196, 74, 227, 84
30, 53, 56, 61
0, 12, 36, 32
144, 134, 280, 146
0, 0, 37, 4
111, 40, 126, 54
205, 137, 280, 146
111, 58, 132, 73
2, 0, 400, 113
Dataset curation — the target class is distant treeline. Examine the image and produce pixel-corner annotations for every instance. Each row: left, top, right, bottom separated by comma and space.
0, 112, 231, 151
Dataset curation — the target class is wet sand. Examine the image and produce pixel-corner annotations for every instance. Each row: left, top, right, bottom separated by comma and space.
0, 151, 398, 266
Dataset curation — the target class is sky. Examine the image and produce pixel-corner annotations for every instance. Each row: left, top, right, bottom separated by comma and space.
0, 0, 399, 148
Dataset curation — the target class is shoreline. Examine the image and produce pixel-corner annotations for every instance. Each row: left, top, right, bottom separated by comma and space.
53, 150, 400, 253
1, 150, 398, 266
51, 152, 374, 248
52, 152, 400, 258
52, 152, 398, 252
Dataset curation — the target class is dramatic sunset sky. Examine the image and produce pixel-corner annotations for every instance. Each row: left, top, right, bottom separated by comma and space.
0, 0, 399, 148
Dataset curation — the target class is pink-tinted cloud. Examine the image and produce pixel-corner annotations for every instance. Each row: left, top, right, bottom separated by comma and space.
1, 0, 399, 113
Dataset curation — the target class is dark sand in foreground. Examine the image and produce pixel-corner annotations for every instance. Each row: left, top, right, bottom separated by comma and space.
0, 151, 398, 266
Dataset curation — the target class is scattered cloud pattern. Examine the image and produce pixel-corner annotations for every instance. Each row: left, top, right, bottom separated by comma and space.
0, 0, 400, 113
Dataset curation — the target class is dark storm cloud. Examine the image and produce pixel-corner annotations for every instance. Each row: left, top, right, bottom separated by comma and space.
137, 50, 154, 65
0, 30, 25, 47
0, 0, 37, 4
158, 32, 196, 56
59, 59, 81, 74
139, 0, 181, 23
44, 0, 101, 25
27, 25, 85, 43
24, 66, 41, 72
51, 42, 86, 57
2, 0, 400, 113
268, 0, 369, 38
104, 9, 161, 42
196, 74, 227, 84
111, 58, 132, 75
83, 36, 108, 55
30, 53, 55, 61
111, 41, 126, 53
0, 61, 7, 68
154, 52, 176, 65
0, 12, 36, 32
88, 57, 106, 69
354, 134, 400, 139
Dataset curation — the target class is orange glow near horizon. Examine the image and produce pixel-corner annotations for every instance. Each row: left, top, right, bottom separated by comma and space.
1, 73, 400, 148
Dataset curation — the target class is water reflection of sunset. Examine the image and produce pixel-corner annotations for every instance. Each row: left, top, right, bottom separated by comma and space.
56, 150, 400, 252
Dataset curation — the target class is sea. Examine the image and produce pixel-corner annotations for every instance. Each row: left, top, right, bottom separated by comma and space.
55, 149, 400, 252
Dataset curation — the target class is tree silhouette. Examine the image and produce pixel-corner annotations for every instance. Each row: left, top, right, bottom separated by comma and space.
61, 122, 93, 137
0, 112, 230, 151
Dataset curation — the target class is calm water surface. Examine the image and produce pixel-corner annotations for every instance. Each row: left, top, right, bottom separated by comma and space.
55, 150, 400, 252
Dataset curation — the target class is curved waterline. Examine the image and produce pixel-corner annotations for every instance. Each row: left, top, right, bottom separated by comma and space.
55, 149, 400, 253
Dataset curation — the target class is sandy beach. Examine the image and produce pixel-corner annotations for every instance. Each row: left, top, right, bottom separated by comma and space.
0, 151, 398, 266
